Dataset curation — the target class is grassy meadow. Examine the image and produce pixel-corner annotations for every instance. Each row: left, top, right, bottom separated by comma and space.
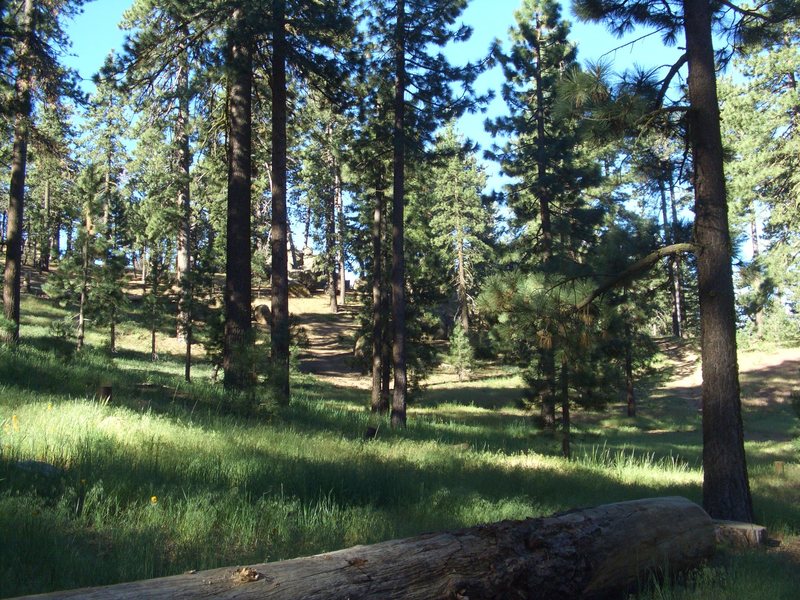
1, 293, 799, 598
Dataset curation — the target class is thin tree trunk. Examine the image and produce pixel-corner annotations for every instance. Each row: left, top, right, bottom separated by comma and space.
223, 11, 254, 390
336, 164, 346, 307
3, 0, 34, 344
51, 211, 61, 264
684, 0, 753, 522
668, 173, 686, 333
176, 35, 192, 353
625, 321, 635, 417
271, 0, 291, 404
76, 234, 89, 352
110, 305, 116, 354
371, 185, 387, 413
381, 283, 392, 409
325, 125, 338, 314
658, 178, 682, 338
456, 227, 469, 333
41, 180, 51, 271
560, 360, 570, 459
390, 0, 408, 428
749, 207, 764, 334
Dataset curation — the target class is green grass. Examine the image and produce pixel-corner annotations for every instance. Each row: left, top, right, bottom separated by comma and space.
1, 295, 799, 598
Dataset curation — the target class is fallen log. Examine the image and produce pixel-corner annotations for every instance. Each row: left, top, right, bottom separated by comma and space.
19, 496, 714, 600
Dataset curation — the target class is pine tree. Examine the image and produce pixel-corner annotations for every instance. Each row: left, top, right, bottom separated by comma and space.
428, 123, 492, 334
2, 0, 88, 343
569, 0, 797, 522
488, 0, 592, 428
364, 0, 484, 427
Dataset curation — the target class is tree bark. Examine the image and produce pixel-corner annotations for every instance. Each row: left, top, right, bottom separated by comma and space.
175, 33, 193, 381
223, 11, 254, 390
456, 227, 469, 333
41, 180, 51, 272
325, 125, 338, 314
371, 184, 387, 414
22, 497, 716, 600
271, 0, 291, 405
658, 178, 681, 338
335, 159, 346, 307
668, 174, 687, 333
3, 0, 34, 345
683, 0, 753, 523
390, 0, 408, 428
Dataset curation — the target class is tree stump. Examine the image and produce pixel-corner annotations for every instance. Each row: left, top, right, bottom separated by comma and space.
16, 496, 715, 600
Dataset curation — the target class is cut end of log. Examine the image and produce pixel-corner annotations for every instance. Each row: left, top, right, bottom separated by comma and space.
713, 520, 768, 549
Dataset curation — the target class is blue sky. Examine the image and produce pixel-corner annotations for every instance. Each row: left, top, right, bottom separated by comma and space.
63, 0, 681, 191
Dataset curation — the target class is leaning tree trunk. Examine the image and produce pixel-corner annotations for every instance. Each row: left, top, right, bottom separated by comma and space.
3, 0, 34, 345
271, 0, 291, 405
20, 497, 716, 600
683, 0, 753, 523
390, 0, 408, 428
223, 11, 254, 390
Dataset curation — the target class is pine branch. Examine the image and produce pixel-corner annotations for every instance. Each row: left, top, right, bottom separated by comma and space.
576, 242, 698, 311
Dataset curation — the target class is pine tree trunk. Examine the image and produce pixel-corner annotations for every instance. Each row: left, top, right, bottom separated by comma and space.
683, 0, 753, 523
176, 37, 192, 351
390, 0, 408, 428
325, 125, 338, 314
110, 305, 116, 354
77, 235, 89, 352
533, 16, 556, 428
749, 209, 764, 335
371, 186, 387, 413
625, 325, 635, 418
51, 212, 61, 264
456, 230, 469, 333
668, 174, 686, 334
3, 0, 33, 345
659, 179, 682, 338
335, 161, 346, 307
223, 11, 254, 390
41, 180, 51, 272
560, 360, 570, 459
271, 0, 291, 404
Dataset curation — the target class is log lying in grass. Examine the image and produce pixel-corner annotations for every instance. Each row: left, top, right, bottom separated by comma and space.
20, 496, 714, 600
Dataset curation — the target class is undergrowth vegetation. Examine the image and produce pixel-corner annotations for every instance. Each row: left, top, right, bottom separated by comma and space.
1, 296, 799, 598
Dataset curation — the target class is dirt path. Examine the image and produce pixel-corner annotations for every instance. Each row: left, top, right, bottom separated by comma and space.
289, 295, 370, 389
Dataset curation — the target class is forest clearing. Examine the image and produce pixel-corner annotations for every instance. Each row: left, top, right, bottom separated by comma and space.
1, 290, 799, 598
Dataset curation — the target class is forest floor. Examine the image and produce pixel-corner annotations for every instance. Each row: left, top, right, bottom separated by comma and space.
1, 289, 799, 598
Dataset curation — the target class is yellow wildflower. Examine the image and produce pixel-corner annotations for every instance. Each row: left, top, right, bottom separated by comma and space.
150, 495, 158, 505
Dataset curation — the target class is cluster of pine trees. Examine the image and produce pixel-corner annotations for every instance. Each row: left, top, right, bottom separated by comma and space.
1, 0, 798, 523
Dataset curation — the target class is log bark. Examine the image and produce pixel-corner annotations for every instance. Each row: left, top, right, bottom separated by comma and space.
19, 497, 714, 600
